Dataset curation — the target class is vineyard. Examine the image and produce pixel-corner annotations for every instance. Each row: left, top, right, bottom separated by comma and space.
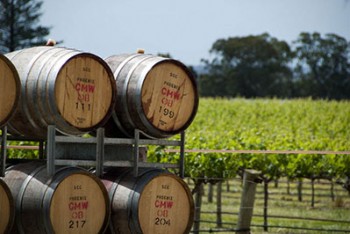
7, 98, 350, 184
4, 98, 350, 233
150, 98, 350, 184
148, 97, 350, 233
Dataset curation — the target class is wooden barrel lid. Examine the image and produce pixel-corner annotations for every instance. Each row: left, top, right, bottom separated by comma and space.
0, 55, 20, 128
0, 179, 14, 233
141, 61, 197, 133
138, 174, 194, 234
55, 55, 114, 130
49, 173, 108, 234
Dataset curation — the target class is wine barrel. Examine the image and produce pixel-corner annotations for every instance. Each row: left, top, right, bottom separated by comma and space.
5, 46, 116, 139
3, 162, 110, 234
104, 53, 199, 138
0, 179, 15, 233
102, 168, 194, 234
0, 54, 21, 128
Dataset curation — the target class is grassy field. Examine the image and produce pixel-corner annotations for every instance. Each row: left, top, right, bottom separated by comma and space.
190, 177, 350, 234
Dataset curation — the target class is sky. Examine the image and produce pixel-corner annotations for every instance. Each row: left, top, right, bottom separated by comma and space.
41, 0, 350, 66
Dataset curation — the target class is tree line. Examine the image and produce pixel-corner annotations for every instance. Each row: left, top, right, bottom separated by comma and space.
1, 1, 350, 100
0, 0, 51, 53
198, 32, 350, 100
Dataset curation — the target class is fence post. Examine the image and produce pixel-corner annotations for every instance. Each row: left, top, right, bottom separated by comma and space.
208, 183, 213, 203
236, 169, 261, 234
216, 180, 223, 228
263, 180, 269, 232
193, 182, 204, 234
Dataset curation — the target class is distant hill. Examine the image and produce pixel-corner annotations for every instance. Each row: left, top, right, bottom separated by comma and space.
192, 65, 208, 75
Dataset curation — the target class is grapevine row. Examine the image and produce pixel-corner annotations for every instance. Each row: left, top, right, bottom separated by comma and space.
149, 98, 350, 191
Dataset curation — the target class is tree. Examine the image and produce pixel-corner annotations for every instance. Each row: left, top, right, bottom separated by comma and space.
200, 33, 293, 98
293, 32, 350, 99
0, 0, 50, 53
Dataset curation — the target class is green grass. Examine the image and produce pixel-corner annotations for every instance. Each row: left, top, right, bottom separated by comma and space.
190, 178, 350, 233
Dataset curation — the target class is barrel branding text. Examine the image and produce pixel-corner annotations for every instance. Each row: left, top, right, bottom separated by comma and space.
153, 184, 174, 227
67, 186, 88, 229
75, 76, 95, 113
157, 76, 182, 124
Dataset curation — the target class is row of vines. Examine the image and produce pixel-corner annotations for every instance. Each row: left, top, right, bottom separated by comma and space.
5, 98, 350, 190
148, 98, 350, 232
4, 98, 349, 232
150, 98, 350, 195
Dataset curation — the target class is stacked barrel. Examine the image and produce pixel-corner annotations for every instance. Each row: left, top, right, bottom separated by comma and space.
3, 162, 110, 234
102, 168, 194, 234
0, 46, 198, 139
3, 46, 117, 138
103, 53, 198, 138
0, 46, 198, 233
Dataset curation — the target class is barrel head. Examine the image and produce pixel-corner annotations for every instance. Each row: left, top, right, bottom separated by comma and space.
141, 61, 197, 134
0, 179, 14, 233
49, 172, 109, 234
55, 55, 115, 131
0, 55, 20, 128
137, 174, 194, 234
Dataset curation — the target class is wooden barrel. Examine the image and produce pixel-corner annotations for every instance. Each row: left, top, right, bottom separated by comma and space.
0, 54, 21, 128
102, 168, 194, 234
0, 179, 15, 233
3, 162, 110, 234
104, 53, 199, 138
5, 46, 116, 139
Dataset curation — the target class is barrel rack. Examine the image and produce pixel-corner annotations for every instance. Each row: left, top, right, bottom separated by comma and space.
0, 125, 185, 178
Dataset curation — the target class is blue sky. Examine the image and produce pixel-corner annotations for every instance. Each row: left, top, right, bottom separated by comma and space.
41, 0, 350, 65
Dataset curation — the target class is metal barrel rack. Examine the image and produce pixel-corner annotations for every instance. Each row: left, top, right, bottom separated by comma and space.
0, 125, 186, 178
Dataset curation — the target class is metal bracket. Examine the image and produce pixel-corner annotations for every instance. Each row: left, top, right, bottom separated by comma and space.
133, 129, 140, 177
95, 128, 105, 177
0, 126, 7, 177
46, 125, 56, 176
179, 131, 185, 178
